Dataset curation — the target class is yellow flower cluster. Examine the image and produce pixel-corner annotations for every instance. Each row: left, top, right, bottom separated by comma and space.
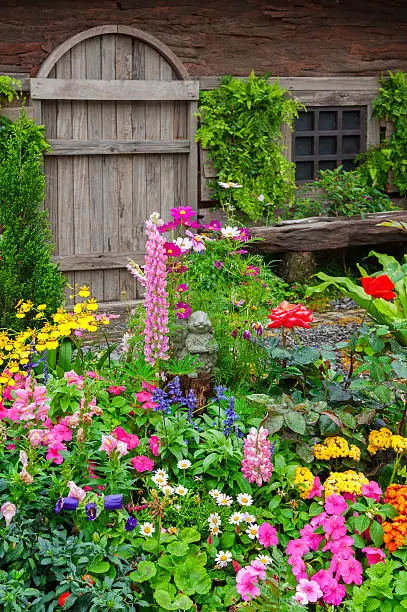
323, 470, 369, 497
368, 428, 407, 455
294, 466, 314, 499
313, 437, 361, 461
0, 287, 109, 393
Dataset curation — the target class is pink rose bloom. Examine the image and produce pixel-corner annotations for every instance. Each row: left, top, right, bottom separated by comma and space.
236, 567, 261, 602
131, 456, 154, 472
113, 426, 139, 450
67, 481, 86, 502
1, 502, 16, 526
258, 522, 278, 547
296, 579, 323, 604
362, 547, 386, 565
99, 434, 117, 456
148, 435, 161, 457
324, 494, 348, 515
361, 481, 382, 502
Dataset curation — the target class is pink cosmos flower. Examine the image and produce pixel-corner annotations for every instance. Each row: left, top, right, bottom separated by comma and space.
164, 242, 182, 257
113, 426, 140, 450
176, 283, 189, 293
170, 205, 196, 224
258, 522, 278, 547
296, 579, 323, 604
244, 265, 260, 277
175, 302, 192, 320
185, 230, 206, 252
108, 385, 126, 395
131, 456, 154, 472
67, 481, 86, 502
148, 435, 161, 456
324, 494, 348, 516
361, 481, 382, 502
204, 219, 221, 231
213, 260, 224, 269
86, 370, 104, 380
362, 547, 386, 565
1, 502, 16, 526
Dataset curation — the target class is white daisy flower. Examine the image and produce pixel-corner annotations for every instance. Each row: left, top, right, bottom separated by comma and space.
220, 226, 241, 239
256, 554, 272, 566
218, 181, 243, 189
244, 513, 256, 524
210, 525, 222, 536
215, 550, 232, 568
216, 494, 233, 507
209, 489, 221, 499
174, 485, 188, 496
152, 474, 168, 487
237, 493, 253, 506
160, 484, 174, 496
154, 469, 169, 479
175, 236, 193, 252
139, 522, 155, 537
208, 513, 221, 527
177, 459, 191, 470
228, 512, 245, 525
257, 194, 265, 201
246, 524, 259, 540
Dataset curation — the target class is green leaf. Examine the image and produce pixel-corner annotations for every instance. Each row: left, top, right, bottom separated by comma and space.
284, 411, 306, 435
202, 453, 219, 471
370, 520, 384, 547
129, 560, 157, 583
166, 541, 189, 556
296, 441, 314, 464
246, 394, 272, 406
180, 528, 201, 544
355, 515, 370, 533
174, 559, 211, 595
87, 558, 110, 574
154, 589, 193, 610
262, 414, 284, 434
292, 347, 320, 364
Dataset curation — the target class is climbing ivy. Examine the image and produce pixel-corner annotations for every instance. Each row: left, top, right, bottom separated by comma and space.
195, 72, 304, 221
372, 71, 407, 195
0, 75, 21, 107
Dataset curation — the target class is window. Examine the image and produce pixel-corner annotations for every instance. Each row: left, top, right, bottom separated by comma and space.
293, 106, 367, 182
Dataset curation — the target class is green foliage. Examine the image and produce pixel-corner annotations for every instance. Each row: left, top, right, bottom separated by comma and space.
346, 559, 407, 612
356, 146, 392, 192
372, 71, 407, 195
0, 110, 65, 329
0, 76, 20, 107
195, 72, 303, 221
292, 166, 397, 219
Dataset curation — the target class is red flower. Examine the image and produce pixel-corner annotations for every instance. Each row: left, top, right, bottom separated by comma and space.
58, 592, 71, 607
360, 275, 396, 300
267, 301, 313, 329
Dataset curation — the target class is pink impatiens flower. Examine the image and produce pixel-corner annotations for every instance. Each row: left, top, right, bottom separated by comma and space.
131, 456, 154, 472
324, 494, 348, 516
148, 435, 161, 457
361, 481, 382, 502
258, 522, 278, 547
295, 578, 323, 604
362, 547, 386, 565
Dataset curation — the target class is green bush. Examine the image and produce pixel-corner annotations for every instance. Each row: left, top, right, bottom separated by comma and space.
0, 111, 65, 329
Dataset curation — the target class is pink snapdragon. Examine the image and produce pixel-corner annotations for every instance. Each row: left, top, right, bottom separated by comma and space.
67, 481, 86, 502
64, 371, 85, 389
143, 220, 170, 365
241, 427, 273, 486
99, 434, 118, 456
1, 502, 16, 526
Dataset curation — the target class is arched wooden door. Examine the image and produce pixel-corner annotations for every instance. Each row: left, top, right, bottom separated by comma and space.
31, 25, 198, 303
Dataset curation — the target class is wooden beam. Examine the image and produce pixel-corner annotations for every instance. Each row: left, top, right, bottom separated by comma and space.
0, 106, 33, 120
31, 78, 199, 101
46, 139, 191, 155
199, 76, 379, 93
250, 210, 407, 253
53, 251, 145, 271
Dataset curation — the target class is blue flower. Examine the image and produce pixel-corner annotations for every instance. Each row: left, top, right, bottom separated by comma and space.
223, 396, 239, 438
125, 516, 138, 532
104, 494, 123, 510
185, 389, 197, 423
152, 388, 172, 414
55, 497, 79, 514
214, 385, 228, 402
167, 376, 187, 405
85, 502, 97, 521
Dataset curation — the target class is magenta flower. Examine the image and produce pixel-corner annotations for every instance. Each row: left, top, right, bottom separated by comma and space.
361, 481, 382, 502
236, 567, 261, 602
244, 265, 260, 277
113, 426, 140, 450
176, 283, 189, 293
362, 547, 386, 565
46, 440, 67, 465
307, 476, 324, 499
258, 522, 278, 547
231, 249, 249, 255
324, 494, 348, 516
213, 260, 224, 270
204, 219, 221, 231
170, 205, 196, 224
295, 579, 323, 604
85, 502, 97, 521
164, 242, 182, 257
175, 302, 192, 320
108, 385, 126, 395
131, 456, 154, 472
148, 435, 161, 456
313, 571, 346, 606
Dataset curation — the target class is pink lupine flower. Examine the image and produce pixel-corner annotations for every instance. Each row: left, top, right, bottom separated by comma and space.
362, 547, 386, 565
1, 502, 16, 526
324, 494, 348, 516
361, 481, 382, 502
131, 456, 154, 472
295, 579, 323, 604
67, 481, 86, 502
148, 435, 161, 456
99, 434, 117, 456
258, 522, 278, 547
241, 426, 273, 486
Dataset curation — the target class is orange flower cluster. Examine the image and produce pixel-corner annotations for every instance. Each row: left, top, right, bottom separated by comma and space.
382, 484, 407, 552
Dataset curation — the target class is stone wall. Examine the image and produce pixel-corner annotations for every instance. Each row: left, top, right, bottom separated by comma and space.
1, 0, 407, 77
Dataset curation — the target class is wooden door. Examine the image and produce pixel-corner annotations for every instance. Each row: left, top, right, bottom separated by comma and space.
31, 25, 198, 303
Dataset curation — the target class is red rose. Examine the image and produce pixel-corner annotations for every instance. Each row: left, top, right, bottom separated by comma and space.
58, 592, 71, 607
267, 301, 313, 329
360, 275, 396, 300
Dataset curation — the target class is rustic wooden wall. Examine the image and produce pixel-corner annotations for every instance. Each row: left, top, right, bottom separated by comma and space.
1, 0, 407, 77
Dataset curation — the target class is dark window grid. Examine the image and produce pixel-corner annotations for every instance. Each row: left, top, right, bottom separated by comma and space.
293, 106, 366, 182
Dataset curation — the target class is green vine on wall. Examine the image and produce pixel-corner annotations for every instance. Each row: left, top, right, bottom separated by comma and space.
0, 75, 21, 107
195, 72, 304, 221
372, 71, 407, 195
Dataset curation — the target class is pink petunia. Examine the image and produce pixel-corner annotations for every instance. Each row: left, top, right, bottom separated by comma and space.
131, 455, 154, 472
258, 522, 278, 547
